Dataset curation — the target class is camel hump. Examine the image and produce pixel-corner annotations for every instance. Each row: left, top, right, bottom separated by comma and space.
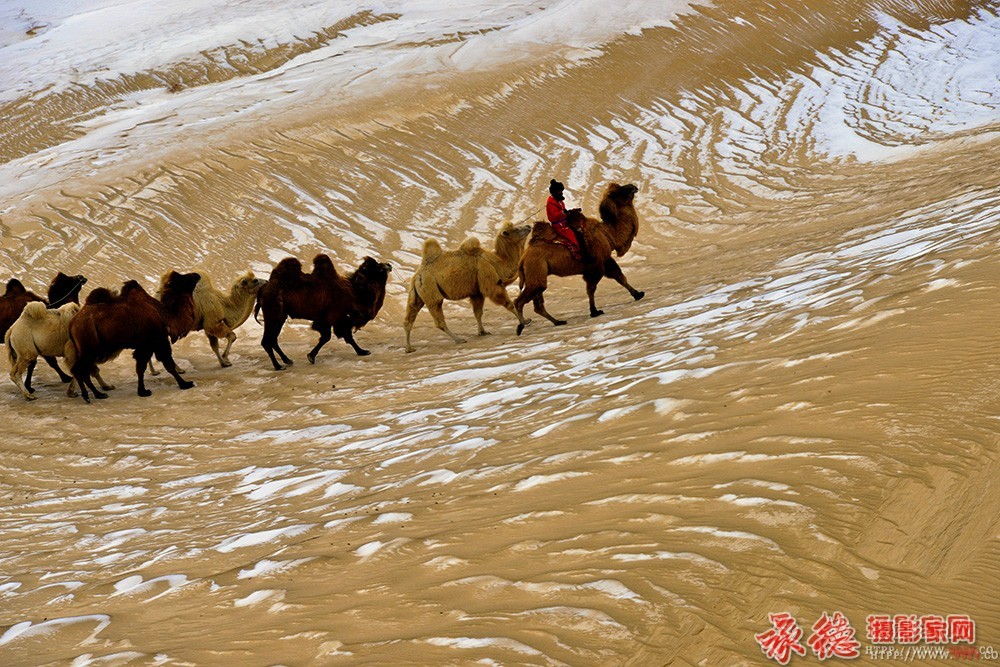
421, 239, 443, 263
85, 287, 116, 305
121, 280, 147, 297
312, 254, 338, 278
271, 257, 304, 282
22, 301, 47, 319
459, 237, 481, 255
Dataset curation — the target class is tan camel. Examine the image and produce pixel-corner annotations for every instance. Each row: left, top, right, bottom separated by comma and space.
515, 183, 644, 334
148, 270, 264, 373
6, 302, 79, 400
404, 222, 531, 352
193, 271, 267, 367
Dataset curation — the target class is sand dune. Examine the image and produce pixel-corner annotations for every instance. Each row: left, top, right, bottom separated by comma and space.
1, 0, 998, 663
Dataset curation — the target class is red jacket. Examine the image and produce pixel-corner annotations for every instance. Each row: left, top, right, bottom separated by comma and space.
546, 196, 567, 224
546, 195, 578, 249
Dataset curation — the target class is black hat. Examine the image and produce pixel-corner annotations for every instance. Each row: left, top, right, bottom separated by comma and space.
549, 179, 565, 196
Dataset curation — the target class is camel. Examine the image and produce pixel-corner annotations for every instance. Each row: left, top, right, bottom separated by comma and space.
403, 222, 531, 352
66, 273, 199, 402
1, 273, 89, 389
6, 302, 80, 400
255, 255, 392, 370
515, 183, 644, 334
47, 272, 89, 309
194, 271, 267, 367
0, 279, 45, 342
153, 270, 266, 369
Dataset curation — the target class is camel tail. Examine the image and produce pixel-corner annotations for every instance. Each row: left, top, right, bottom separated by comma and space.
253, 292, 263, 324
421, 239, 443, 263
7, 333, 16, 365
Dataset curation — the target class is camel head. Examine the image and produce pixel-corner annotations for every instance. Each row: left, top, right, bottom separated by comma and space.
350, 257, 392, 322
49, 272, 88, 305
604, 183, 638, 205
356, 256, 392, 283
236, 271, 266, 295
499, 222, 532, 242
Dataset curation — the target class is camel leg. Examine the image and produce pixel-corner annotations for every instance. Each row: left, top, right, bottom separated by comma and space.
93, 368, 114, 390
273, 340, 293, 366
335, 319, 370, 356
515, 258, 556, 334
207, 333, 224, 366
221, 332, 237, 365
514, 286, 535, 335
153, 339, 194, 391
307, 322, 332, 364
72, 357, 106, 403
517, 280, 565, 330
533, 292, 567, 327
134, 349, 154, 398
584, 266, 606, 318
84, 375, 105, 400
471, 295, 490, 336
426, 299, 466, 345
207, 331, 235, 368
486, 285, 531, 330
10, 355, 36, 400
43, 355, 72, 383
146, 360, 183, 375
23, 358, 37, 394
605, 258, 644, 301
261, 315, 291, 371
403, 284, 425, 353
207, 324, 236, 368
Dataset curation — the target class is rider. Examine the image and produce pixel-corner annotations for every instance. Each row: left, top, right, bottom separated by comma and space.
546, 179, 583, 258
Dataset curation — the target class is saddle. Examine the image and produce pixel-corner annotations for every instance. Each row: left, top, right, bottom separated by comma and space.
530, 221, 583, 260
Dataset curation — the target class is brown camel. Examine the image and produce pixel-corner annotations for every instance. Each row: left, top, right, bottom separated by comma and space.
0, 279, 44, 343
515, 183, 644, 334
66, 273, 200, 402
254, 255, 392, 371
404, 222, 531, 352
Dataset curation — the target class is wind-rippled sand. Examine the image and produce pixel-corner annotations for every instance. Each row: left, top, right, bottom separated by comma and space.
1, 0, 998, 664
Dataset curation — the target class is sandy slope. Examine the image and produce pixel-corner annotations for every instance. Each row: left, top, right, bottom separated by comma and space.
1, 0, 998, 663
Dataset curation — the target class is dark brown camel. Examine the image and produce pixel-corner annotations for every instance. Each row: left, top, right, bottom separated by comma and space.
0, 280, 45, 344
67, 272, 199, 402
254, 255, 392, 371
515, 183, 644, 334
